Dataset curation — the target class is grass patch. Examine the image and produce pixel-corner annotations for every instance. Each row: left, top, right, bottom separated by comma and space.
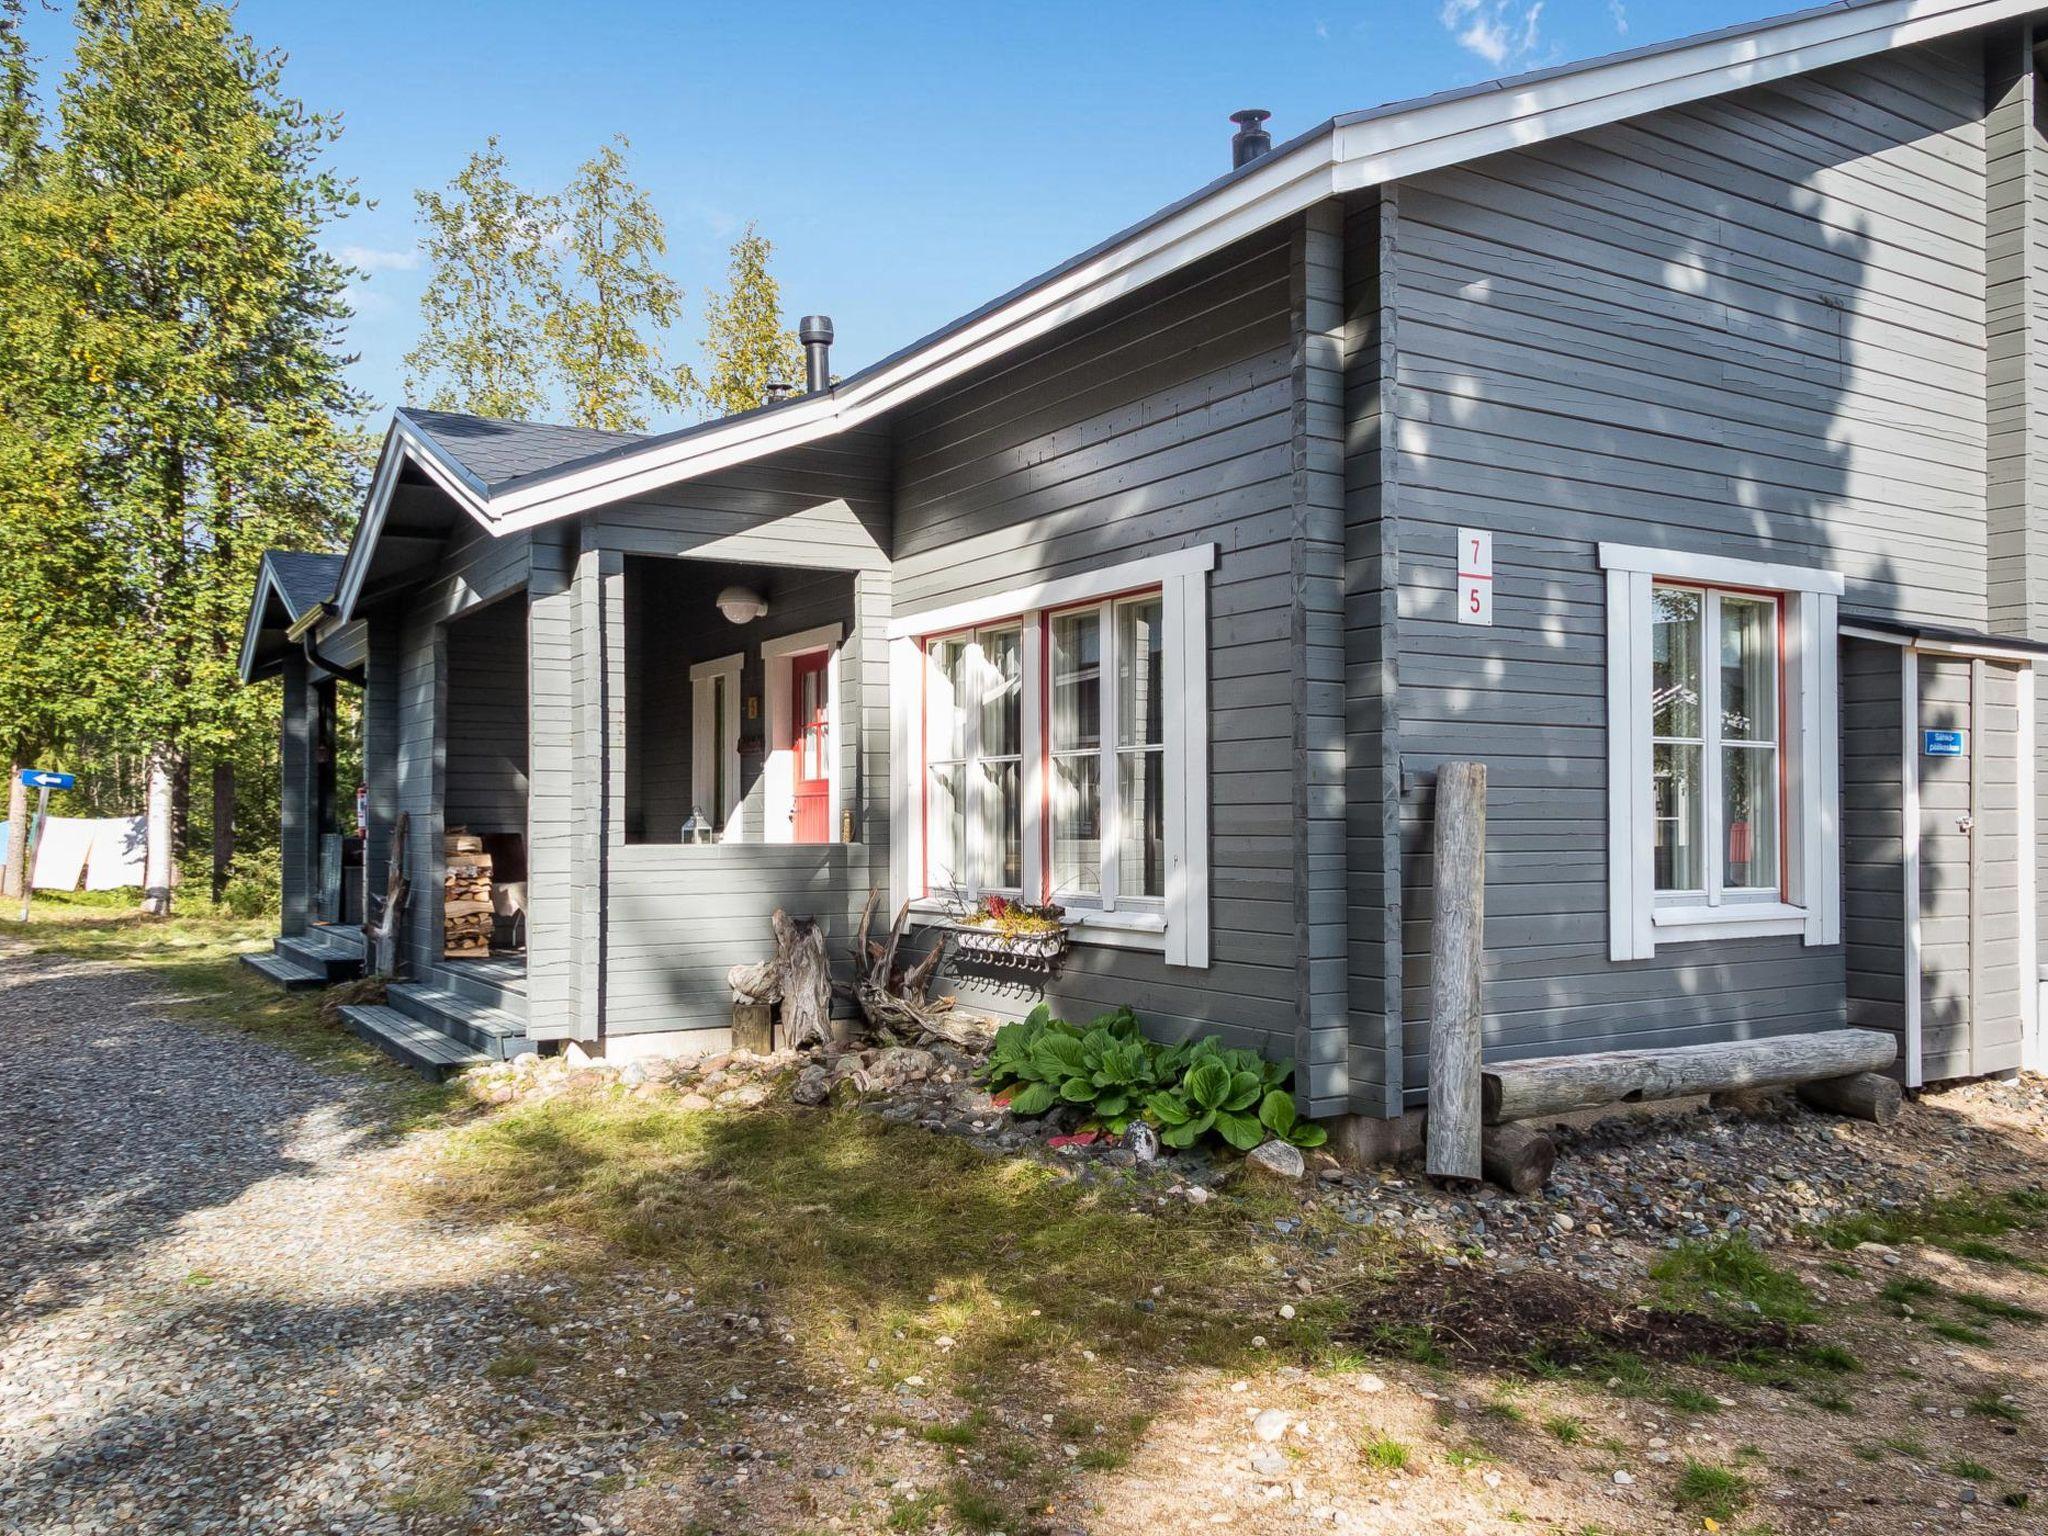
1879, 1435, 1927, 1458
1362, 1436, 1411, 1472
1798, 1342, 1862, 1374
1947, 1459, 1995, 1481
944, 1480, 1012, 1533
1877, 1276, 1942, 1310
1663, 1384, 1721, 1414
1543, 1413, 1585, 1445
1926, 1319, 1993, 1346
885, 1492, 942, 1532
1955, 1291, 2045, 1325
1805, 1388, 1855, 1415
1650, 1237, 1818, 1326
1673, 1461, 1750, 1523
484, 1351, 538, 1380
1967, 1391, 2024, 1423
1816, 1191, 2047, 1271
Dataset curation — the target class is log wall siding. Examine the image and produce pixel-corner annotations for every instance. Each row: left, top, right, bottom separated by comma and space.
279, 652, 315, 937
1384, 38, 1989, 1101
525, 525, 584, 1038
889, 225, 1305, 1071
1342, 189, 1406, 1118
1840, 637, 1906, 1057
587, 450, 893, 1040
443, 595, 530, 839
1293, 206, 1352, 1115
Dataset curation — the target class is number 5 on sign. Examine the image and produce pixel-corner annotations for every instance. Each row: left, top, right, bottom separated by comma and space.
1457, 527, 1492, 626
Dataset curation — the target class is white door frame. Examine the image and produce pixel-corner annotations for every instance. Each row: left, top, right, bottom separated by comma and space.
688, 652, 744, 840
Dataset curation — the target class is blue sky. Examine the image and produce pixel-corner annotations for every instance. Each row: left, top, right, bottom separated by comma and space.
21, 0, 1781, 432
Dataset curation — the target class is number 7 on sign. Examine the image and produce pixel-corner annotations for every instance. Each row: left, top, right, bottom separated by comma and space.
1457, 528, 1493, 626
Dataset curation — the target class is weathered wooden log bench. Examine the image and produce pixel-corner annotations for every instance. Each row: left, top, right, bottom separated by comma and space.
1472, 1028, 1900, 1194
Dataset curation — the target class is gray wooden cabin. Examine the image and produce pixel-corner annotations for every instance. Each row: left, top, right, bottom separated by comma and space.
242, 0, 2048, 1130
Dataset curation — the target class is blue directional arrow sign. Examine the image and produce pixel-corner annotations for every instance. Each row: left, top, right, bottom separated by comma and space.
20, 769, 74, 791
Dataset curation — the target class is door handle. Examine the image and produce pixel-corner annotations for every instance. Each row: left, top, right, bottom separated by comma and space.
1957, 815, 1975, 834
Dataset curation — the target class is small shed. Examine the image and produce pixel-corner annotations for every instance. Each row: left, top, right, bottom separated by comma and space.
1841, 620, 2045, 1086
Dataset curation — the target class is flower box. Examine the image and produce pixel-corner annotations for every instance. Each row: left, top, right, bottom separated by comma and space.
952, 921, 1069, 968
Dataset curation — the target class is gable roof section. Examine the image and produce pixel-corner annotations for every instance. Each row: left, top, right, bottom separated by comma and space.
239, 549, 344, 683
400, 409, 646, 493
332, 0, 2034, 622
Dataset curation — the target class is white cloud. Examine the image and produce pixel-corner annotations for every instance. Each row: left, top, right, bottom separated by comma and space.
1438, 0, 1544, 68
1608, 0, 1628, 34
340, 243, 421, 275
1314, 18, 1330, 40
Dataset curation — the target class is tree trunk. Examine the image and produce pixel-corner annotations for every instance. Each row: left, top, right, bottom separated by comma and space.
171, 753, 190, 881
1482, 1029, 1898, 1123
773, 908, 831, 1051
3, 761, 26, 900
1426, 762, 1487, 1181
140, 747, 175, 917
1796, 1071, 1904, 1126
210, 760, 234, 904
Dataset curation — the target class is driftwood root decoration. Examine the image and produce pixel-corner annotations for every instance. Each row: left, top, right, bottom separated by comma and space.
838, 888, 969, 1046
774, 909, 832, 1051
365, 811, 411, 979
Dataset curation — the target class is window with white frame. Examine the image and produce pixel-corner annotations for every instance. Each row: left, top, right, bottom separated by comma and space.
689, 653, 743, 840
890, 546, 1213, 967
1602, 545, 1841, 960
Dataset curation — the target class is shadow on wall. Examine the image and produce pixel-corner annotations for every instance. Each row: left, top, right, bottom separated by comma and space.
1391, 46, 1985, 1095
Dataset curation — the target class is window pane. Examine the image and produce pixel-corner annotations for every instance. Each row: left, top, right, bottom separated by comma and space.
712, 677, 729, 821
1116, 597, 1165, 748
979, 759, 1021, 890
1050, 753, 1101, 896
1117, 749, 1166, 899
1651, 587, 1701, 740
926, 638, 968, 762
1723, 745, 1779, 891
978, 627, 1022, 757
1720, 597, 1776, 743
927, 764, 966, 890
1050, 611, 1100, 753
1653, 741, 1703, 892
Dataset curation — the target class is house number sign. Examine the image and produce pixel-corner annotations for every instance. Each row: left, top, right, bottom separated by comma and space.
1457, 528, 1493, 626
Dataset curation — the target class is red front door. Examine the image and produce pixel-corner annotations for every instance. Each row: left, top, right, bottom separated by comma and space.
791, 650, 830, 843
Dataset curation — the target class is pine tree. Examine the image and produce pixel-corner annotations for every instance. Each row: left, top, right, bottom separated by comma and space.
699, 223, 806, 418
19, 0, 366, 913
404, 136, 554, 420
546, 135, 697, 432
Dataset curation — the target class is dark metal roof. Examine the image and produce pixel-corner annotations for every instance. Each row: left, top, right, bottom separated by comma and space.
1847, 616, 2048, 657
266, 550, 344, 617
399, 408, 646, 493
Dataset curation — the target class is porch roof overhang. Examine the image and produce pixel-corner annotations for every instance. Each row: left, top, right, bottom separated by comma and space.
331, 0, 2033, 626
1841, 616, 2048, 662
239, 549, 345, 684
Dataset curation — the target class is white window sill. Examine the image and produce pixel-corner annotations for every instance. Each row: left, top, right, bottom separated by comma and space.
1651, 901, 1809, 944
905, 901, 1167, 954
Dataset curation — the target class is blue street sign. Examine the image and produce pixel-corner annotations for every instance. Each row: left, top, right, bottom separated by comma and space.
20, 769, 74, 791
1923, 730, 1965, 758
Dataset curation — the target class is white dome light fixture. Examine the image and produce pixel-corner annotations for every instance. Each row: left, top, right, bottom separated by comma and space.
715, 585, 769, 625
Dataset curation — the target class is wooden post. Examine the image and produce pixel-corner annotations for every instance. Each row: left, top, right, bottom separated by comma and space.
1480, 1123, 1555, 1194
1426, 761, 1486, 1181
773, 909, 832, 1051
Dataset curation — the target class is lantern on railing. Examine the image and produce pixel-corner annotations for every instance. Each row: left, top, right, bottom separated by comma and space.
680, 807, 716, 845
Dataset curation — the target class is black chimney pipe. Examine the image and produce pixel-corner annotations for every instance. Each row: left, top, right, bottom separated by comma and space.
1230, 109, 1272, 169
799, 315, 834, 394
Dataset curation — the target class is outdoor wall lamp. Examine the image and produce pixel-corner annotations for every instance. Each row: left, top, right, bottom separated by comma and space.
716, 585, 768, 625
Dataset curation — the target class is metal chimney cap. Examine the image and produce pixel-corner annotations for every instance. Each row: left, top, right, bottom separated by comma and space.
1230, 108, 1273, 169
798, 315, 835, 345
1229, 108, 1272, 129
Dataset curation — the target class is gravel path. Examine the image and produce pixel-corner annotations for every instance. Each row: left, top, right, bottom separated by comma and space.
0, 941, 570, 1535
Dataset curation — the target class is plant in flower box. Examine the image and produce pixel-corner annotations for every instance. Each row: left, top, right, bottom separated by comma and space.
950, 892, 1070, 967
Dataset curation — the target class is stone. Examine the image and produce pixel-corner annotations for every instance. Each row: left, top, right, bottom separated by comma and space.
1355, 1373, 1387, 1394
1253, 1408, 1290, 1442
1611, 1470, 1634, 1486
1123, 1122, 1161, 1164
677, 1093, 714, 1112
1251, 1449, 1289, 1477
791, 1066, 830, 1106
868, 1047, 939, 1086
1246, 1140, 1307, 1181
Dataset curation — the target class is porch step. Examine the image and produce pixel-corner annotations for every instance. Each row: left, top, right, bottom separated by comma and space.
387, 982, 533, 1061
239, 950, 326, 992
341, 1004, 489, 1082
275, 931, 365, 985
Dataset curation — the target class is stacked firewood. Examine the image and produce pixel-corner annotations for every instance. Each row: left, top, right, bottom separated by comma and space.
443, 830, 495, 957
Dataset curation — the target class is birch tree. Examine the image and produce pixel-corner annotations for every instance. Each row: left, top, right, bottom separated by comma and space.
699, 223, 807, 418
404, 137, 554, 420
546, 135, 697, 432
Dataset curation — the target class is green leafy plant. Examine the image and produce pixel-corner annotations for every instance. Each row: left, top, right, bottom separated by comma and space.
1146, 1057, 1265, 1149
1258, 1087, 1328, 1149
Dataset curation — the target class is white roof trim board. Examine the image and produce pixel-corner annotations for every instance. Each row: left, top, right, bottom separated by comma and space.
333, 0, 2032, 620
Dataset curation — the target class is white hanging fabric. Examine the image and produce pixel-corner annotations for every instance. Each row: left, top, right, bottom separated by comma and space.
85, 817, 147, 890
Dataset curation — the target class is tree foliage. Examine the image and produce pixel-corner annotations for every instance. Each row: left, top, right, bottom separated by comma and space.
699, 222, 807, 418
403, 135, 553, 421
0, 0, 366, 908
546, 134, 698, 432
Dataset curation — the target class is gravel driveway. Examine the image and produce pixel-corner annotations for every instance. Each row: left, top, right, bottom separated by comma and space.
0, 941, 575, 1535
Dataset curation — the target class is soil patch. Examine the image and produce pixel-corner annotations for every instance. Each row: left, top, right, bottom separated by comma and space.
1343, 1262, 1797, 1371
